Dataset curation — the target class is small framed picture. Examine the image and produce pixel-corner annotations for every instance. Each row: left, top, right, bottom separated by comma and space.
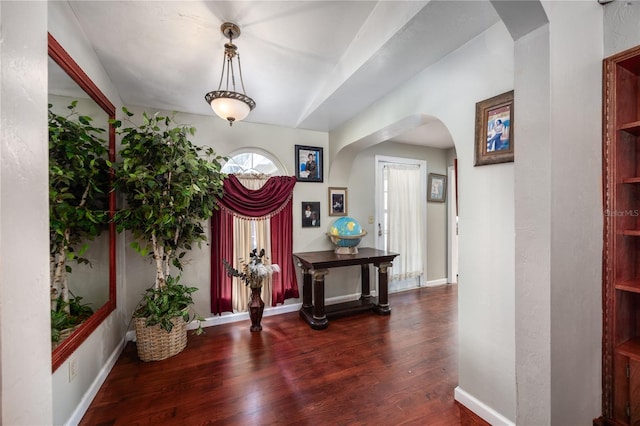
427, 173, 447, 203
474, 90, 514, 166
328, 187, 347, 216
301, 202, 320, 227
295, 145, 323, 182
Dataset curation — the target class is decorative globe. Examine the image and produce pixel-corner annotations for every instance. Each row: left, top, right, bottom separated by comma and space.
327, 216, 367, 254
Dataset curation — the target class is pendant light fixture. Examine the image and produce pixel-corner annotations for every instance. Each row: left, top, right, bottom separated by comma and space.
205, 22, 256, 126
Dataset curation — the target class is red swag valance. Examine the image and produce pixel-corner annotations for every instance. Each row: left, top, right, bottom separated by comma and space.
211, 175, 298, 314
216, 174, 296, 218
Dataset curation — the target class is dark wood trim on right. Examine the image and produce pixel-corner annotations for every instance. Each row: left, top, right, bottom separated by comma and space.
601, 43, 640, 424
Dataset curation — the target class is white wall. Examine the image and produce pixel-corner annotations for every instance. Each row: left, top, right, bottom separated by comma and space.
514, 24, 552, 425
512, 2, 603, 424
48, 3, 121, 107
548, 2, 603, 422
0, 2, 52, 425
604, 0, 640, 56
330, 23, 517, 421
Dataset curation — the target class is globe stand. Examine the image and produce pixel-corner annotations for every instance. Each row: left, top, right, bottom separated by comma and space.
334, 246, 359, 255
327, 231, 368, 254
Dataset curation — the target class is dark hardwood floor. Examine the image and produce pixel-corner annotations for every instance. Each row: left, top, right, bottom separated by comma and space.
80, 284, 483, 425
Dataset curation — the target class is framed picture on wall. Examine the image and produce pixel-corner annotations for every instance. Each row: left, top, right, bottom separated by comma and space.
328, 187, 347, 216
427, 173, 447, 203
295, 145, 323, 182
301, 201, 320, 227
474, 90, 514, 166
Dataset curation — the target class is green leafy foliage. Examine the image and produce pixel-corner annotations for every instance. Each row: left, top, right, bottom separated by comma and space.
49, 101, 111, 313
51, 294, 94, 343
112, 109, 225, 331
113, 110, 226, 278
134, 275, 204, 334
49, 102, 110, 260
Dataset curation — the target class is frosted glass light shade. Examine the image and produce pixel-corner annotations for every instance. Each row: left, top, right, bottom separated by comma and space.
211, 97, 250, 122
205, 90, 256, 125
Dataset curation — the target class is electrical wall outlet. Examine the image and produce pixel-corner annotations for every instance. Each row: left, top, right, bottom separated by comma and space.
68, 357, 78, 382
368, 215, 374, 224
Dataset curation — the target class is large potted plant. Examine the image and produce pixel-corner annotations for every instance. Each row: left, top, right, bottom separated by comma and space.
113, 109, 226, 361
49, 101, 110, 346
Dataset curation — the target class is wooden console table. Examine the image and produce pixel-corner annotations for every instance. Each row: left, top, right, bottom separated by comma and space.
293, 247, 398, 330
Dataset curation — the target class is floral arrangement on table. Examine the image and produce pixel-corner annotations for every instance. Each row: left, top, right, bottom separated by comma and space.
223, 248, 280, 289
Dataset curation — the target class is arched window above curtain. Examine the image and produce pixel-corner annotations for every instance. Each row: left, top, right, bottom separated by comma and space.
221, 148, 286, 177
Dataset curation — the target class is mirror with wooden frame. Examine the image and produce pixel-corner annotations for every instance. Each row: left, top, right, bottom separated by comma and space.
48, 33, 116, 372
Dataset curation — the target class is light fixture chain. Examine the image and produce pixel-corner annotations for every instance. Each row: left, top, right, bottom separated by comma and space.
230, 56, 237, 92
237, 53, 248, 95
225, 55, 234, 91
216, 51, 226, 90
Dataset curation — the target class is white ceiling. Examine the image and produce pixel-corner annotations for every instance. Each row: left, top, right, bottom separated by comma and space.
67, 0, 501, 148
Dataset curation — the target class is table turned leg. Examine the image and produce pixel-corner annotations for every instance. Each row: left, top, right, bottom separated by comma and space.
299, 268, 329, 330
360, 263, 371, 302
373, 261, 393, 315
312, 270, 329, 326
300, 265, 313, 310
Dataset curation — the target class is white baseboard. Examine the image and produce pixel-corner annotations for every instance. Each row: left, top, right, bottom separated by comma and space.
191, 301, 303, 330
65, 337, 127, 426
425, 278, 448, 287
454, 386, 515, 426
390, 278, 449, 293
191, 293, 370, 330
126, 329, 136, 342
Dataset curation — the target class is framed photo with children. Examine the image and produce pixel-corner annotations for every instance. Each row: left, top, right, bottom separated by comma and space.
301, 202, 320, 227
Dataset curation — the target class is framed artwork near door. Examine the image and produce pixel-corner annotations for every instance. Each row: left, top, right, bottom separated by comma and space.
427, 173, 447, 202
328, 187, 347, 216
474, 90, 514, 166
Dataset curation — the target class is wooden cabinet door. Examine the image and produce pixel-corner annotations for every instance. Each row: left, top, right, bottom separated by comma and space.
631, 359, 640, 425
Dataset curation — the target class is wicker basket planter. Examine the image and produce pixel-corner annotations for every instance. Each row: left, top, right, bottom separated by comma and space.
52, 324, 81, 350
134, 316, 187, 362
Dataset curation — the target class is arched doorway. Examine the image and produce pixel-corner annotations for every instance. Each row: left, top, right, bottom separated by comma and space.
330, 114, 456, 294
